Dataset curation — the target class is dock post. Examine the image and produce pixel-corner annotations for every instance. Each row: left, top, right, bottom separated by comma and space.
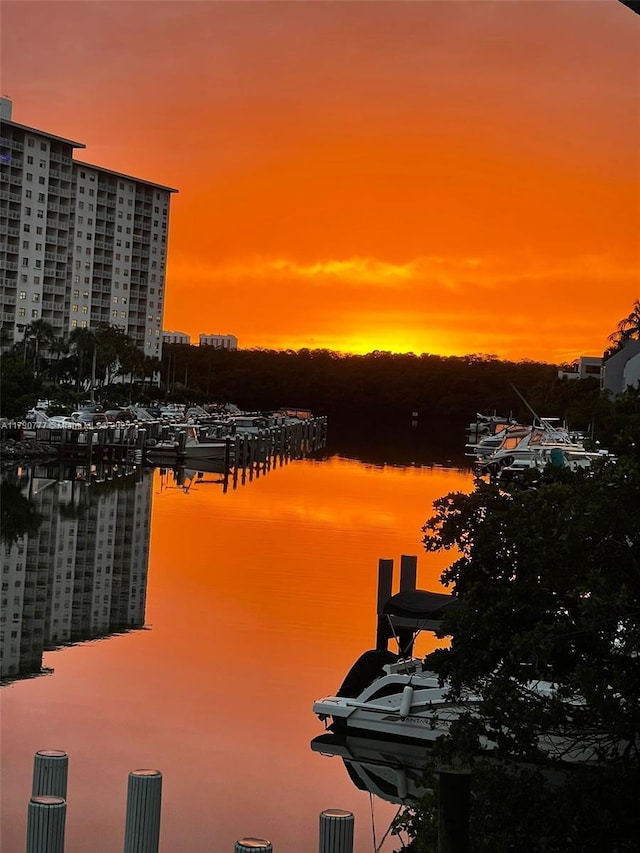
398, 555, 418, 655
400, 554, 417, 591
375, 558, 394, 651
438, 770, 471, 853
319, 809, 354, 853
123, 769, 162, 853
32, 749, 68, 798
234, 839, 273, 853
26, 796, 66, 853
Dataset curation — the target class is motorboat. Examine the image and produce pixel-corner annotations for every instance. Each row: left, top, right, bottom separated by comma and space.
146, 426, 227, 464
474, 419, 612, 476
312, 590, 617, 764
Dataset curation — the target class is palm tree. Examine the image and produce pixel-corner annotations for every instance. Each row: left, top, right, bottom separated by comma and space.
607, 299, 640, 353
26, 319, 56, 376
48, 335, 70, 382
70, 327, 97, 402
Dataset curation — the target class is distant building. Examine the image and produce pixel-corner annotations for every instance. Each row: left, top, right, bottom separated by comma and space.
0, 97, 178, 357
557, 356, 603, 382
199, 333, 238, 350
162, 330, 191, 345
601, 340, 640, 397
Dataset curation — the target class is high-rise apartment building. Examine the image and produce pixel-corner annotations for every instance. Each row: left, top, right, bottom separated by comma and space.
0, 99, 177, 357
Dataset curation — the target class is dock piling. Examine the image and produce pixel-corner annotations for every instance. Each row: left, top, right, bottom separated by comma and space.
319, 809, 354, 853
234, 838, 273, 853
123, 769, 163, 853
26, 796, 66, 853
32, 749, 68, 798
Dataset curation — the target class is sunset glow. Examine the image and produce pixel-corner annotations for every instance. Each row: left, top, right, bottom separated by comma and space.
3, 0, 638, 362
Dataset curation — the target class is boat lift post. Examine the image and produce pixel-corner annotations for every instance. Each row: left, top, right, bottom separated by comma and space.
375, 555, 418, 654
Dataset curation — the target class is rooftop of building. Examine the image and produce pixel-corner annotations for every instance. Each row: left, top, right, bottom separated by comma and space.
1, 118, 86, 149
74, 159, 178, 193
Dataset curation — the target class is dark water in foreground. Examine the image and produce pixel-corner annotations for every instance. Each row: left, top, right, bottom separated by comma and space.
1, 447, 473, 852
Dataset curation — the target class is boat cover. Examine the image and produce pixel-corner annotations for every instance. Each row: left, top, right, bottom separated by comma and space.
382, 589, 460, 622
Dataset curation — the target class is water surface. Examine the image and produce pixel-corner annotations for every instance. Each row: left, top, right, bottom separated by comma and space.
1, 454, 472, 852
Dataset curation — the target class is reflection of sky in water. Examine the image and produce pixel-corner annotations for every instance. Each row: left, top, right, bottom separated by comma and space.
2, 458, 472, 852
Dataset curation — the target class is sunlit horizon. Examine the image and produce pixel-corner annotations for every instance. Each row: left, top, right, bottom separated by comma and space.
4, 0, 638, 365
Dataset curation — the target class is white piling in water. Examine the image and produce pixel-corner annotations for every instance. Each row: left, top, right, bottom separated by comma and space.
26, 796, 66, 853
234, 838, 273, 853
319, 809, 354, 853
32, 750, 69, 798
123, 769, 163, 853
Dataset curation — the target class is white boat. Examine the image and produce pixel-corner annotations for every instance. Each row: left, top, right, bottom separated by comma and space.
475, 419, 611, 476
312, 590, 617, 764
147, 426, 227, 464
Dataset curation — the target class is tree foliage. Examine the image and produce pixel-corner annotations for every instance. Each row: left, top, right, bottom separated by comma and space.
421, 457, 640, 766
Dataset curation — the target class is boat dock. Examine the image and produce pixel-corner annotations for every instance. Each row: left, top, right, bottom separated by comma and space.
5, 415, 328, 476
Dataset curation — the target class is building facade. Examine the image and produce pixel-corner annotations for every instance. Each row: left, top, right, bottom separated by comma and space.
162, 330, 191, 345
0, 99, 177, 357
199, 333, 238, 350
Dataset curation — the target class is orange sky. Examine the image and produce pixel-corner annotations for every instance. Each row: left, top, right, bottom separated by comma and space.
3, 0, 639, 363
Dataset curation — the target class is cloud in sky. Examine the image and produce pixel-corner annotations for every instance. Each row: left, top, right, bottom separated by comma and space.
3, 0, 639, 362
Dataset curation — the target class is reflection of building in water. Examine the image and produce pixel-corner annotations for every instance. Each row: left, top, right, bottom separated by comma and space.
1, 469, 152, 682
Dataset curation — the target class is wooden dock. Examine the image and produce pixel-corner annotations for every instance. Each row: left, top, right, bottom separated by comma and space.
12, 416, 328, 479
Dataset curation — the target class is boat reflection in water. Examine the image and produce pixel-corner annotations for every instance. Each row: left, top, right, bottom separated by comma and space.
311, 731, 432, 806
0, 463, 152, 684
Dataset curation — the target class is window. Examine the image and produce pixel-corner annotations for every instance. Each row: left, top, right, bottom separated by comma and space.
82, 291, 89, 298
113, 296, 118, 304
82, 305, 88, 314
25, 189, 32, 198
78, 201, 84, 209
35, 243, 42, 251
38, 193, 45, 202
34, 259, 41, 268
26, 172, 33, 181
74, 275, 80, 283
32, 309, 39, 317
39, 176, 45, 184
84, 276, 90, 284
71, 319, 77, 327
80, 170, 86, 179
81, 320, 87, 328
79, 186, 85, 193
32, 293, 40, 302
22, 258, 28, 267
75, 261, 81, 269
73, 290, 79, 298
18, 307, 26, 316
40, 142, 47, 151
35, 226, 42, 234
36, 209, 43, 218
27, 139, 35, 148
19, 291, 26, 300
77, 230, 82, 238
72, 304, 78, 312
22, 240, 29, 249
33, 276, 40, 284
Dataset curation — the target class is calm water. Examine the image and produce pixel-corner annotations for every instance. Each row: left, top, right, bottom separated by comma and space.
1, 449, 473, 852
